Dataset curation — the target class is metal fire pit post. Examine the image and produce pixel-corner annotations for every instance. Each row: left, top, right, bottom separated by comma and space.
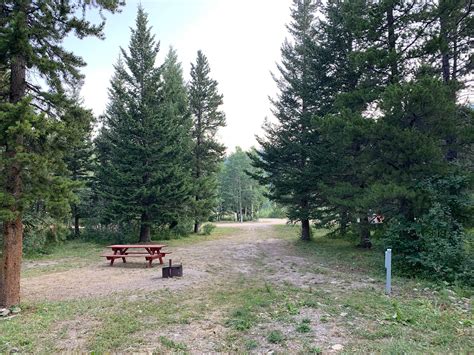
162, 259, 183, 278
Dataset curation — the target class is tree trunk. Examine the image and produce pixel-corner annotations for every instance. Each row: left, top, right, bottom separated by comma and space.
386, 3, 398, 83
0, 11, 27, 306
301, 219, 311, 241
340, 210, 349, 236
0, 216, 23, 308
358, 214, 371, 248
139, 212, 151, 243
439, 2, 450, 83
194, 222, 201, 234
74, 213, 80, 238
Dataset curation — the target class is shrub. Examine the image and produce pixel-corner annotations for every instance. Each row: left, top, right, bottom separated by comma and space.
21, 214, 68, 254
80, 223, 137, 244
384, 203, 471, 284
201, 223, 216, 235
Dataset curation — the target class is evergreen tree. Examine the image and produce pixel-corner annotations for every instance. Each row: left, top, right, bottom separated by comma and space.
188, 50, 226, 233
159, 47, 194, 230
97, 8, 193, 242
371, 75, 473, 280
0, 0, 122, 308
251, 0, 322, 240
63, 98, 95, 238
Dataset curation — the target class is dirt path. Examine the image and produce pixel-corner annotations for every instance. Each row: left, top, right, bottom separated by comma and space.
22, 219, 292, 302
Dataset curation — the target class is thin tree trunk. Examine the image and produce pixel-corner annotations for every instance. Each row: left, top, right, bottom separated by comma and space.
439, 1, 451, 83
300, 198, 311, 241
238, 176, 243, 223
301, 219, 311, 241
139, 212, 151, 243
387, 3, 398, 83
358, 213, 371, 248
452, 30, 458, 81
340, 209, 349, 236
194, 222, 201, 234
74, 213, 80, 238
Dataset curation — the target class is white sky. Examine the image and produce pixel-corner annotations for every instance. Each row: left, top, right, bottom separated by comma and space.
66, 0, 293, 153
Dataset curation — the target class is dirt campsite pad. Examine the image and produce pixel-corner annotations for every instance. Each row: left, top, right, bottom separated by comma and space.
1, 220, 472, 353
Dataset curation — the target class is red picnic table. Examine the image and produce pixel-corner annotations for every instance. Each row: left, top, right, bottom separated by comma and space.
102, 244, 170, 267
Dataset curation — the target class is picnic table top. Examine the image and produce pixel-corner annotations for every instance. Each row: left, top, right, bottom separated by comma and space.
107, 244, 167, 249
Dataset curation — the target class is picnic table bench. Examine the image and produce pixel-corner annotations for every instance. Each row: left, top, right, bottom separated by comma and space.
102, 244, 170, 267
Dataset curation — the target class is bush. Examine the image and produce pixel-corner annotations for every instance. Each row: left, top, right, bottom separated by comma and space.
21, 214, 68, 254
80, 218, 196, 243
201, 223, 216, 235
384, 203, 472, 284
169, 219, 193, 237
80, 223, 137, 244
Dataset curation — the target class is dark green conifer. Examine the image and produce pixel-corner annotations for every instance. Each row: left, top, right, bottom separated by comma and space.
0, 0, 122, 308
188, 50, 226, 233
251, 0, 321, 240
97, 8, 193, 242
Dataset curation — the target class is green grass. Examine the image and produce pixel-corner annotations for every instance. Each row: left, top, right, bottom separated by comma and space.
267, 330, 285, 344
244, 339, 259, 350
22, 240, 104, 277
159, 336, 188, 352
0, 288, 206, 353
3, 271, 472, 353
272, 225, 383, 276
296, 321, 311, 333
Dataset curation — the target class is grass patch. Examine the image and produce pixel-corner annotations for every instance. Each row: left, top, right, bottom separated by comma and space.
272, 225, 383, 277
22, 240, 104, 277
296, 322, 311, 333
267, 330, 285, 344
159, 336, 188, 351
244, 339, 259, 350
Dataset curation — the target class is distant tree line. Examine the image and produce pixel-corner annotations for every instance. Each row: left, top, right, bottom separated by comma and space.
251, 0, 473, 283
216, 147, 267, 222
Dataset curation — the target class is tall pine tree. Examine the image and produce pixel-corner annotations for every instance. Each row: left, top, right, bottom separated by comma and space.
159, 47, 194, 230
97, 8, 193, 242
188, 51, 226, 233
251, 0, 321, 240
0, 0, 122, 308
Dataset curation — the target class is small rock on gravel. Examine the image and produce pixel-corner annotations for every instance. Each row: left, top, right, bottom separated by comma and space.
331, 344, 344, 351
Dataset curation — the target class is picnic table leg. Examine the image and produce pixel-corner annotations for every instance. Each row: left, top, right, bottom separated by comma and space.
158, 254, 164, 264
109, 257, 115, 266
120, 248, 128, 263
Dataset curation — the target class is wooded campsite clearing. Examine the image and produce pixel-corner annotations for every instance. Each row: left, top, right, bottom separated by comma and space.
1, 220, 472, 353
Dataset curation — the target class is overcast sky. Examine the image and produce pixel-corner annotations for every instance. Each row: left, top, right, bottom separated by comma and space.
65, 0, 293, 153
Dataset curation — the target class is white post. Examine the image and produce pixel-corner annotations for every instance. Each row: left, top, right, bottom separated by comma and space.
385, 248, 392, 295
